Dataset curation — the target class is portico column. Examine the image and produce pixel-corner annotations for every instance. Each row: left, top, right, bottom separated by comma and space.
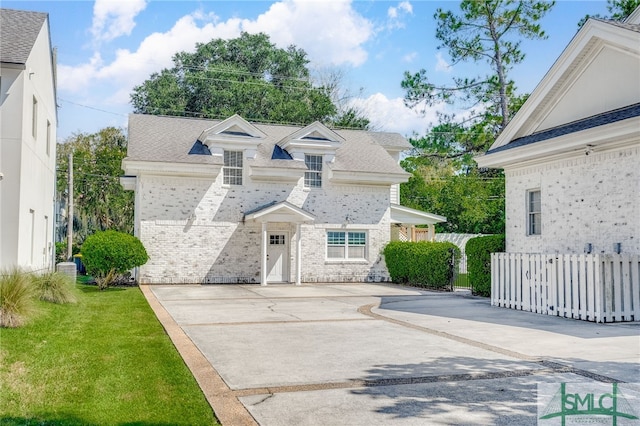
295, 223, 302, 285
261, 222, 268, 286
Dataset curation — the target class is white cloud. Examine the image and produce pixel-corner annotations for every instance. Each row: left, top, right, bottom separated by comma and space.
399, 2, 413, 14
350, 93, 443, 137
91, 0, 147, 42
242, 0, 373, 67
386, 1, 413, 29
435, 52, 451, 73
60, 0, 376, 109
403, 51, 418, 63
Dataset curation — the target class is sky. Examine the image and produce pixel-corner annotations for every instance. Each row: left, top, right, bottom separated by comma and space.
4, 0, 611, 142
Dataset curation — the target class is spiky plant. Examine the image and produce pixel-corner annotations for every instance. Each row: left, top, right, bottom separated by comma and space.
32, 271, 77, 304
0, 268, 35, 328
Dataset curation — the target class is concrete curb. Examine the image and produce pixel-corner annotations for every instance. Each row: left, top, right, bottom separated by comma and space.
140, 285, 257, 426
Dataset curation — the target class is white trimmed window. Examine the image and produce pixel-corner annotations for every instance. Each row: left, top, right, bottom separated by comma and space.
327, 231, 367, 260
32, 96, 38, 138
304, 154, 322, 188
46, 120, 51, 156
527, 189, 541, 236
223, 150, 243, 185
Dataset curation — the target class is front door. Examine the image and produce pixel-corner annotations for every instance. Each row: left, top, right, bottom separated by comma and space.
267, 232, 289, 283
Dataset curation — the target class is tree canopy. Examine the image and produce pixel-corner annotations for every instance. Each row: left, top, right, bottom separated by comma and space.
398, 1, 555, 234
131, 32, 368, 128
402, 0, 553, 138
578, 0, 640, 27
57, 128, 133, 247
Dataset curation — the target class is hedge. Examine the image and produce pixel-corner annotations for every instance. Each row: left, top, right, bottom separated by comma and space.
384, 241, 460, 289
466, 234, 505, 297
81, 230, 148, 289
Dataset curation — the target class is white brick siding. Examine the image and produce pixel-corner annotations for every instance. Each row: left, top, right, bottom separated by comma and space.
504, 145, 639, 255
136, 174, 392, 284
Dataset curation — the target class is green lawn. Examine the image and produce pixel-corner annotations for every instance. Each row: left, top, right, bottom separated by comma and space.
454, 273, 470, 288
0, 284, 218, 425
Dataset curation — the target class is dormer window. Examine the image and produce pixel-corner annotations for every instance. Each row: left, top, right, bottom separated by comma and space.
304, 154, 322, 188
223, 150, 243, 185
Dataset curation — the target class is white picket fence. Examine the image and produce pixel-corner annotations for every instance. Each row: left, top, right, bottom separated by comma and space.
491, 253, 640, 322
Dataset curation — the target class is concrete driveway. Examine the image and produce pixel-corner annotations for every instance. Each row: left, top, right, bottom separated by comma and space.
141, 283, 640, 425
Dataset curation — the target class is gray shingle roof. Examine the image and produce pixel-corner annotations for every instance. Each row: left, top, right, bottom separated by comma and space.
126, 114, 410, 175
0, 8, 48, 65
487, 103, 640, 155
595, 18, 640, 33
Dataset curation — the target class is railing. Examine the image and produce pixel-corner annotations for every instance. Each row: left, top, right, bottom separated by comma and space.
491, 253, 640, 323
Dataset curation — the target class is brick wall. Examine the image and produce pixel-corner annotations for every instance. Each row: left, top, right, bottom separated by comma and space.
136, 174, 392, 283
504, 145, 639, 255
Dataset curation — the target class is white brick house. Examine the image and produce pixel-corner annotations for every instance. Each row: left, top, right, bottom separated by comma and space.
122, 114, 445, 284
477, 13, 639, 255
0, 9, 57, 271
476, 12, 640, 322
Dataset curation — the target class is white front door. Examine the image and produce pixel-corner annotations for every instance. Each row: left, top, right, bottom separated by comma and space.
267, 232, 289, 282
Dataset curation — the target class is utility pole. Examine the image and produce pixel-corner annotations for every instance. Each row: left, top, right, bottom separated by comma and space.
67, 153, 73, 261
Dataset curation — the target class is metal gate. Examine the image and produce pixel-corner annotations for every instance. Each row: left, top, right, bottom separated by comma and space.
451, 250, 471, 292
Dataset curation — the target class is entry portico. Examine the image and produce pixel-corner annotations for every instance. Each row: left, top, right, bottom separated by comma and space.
244, 201, 315, 286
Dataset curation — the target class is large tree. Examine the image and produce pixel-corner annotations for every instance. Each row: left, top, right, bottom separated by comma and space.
131, 32, 368, 128
402, 0, 554, 139
578, 0, 640, 27
57, 128, 133, 248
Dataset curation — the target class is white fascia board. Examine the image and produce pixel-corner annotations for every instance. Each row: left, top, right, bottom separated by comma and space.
390, 204, 447, 225
492, 20, 640, 150
120, 176, 136, 191
249, 166, 305, 183
476, 118, 639, 169
122, 159, 221, 178
328, 169, 410, 186
245, 202, 315, 223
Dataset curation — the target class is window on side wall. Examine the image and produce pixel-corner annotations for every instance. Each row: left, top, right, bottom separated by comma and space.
304, 154, 322, 188
327, 231, 367, 260
46, 121, 51, 156
32, 96, 38, 138
223, 150, 243, 185
527, 189, 541, 236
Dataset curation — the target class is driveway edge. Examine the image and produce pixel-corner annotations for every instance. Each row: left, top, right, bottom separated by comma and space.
139, 285, 258, 426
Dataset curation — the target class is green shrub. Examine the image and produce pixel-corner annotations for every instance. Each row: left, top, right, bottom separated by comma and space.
32, 271, 77, 304
0, 268, 35, 328
81, 230, 148, 290
466, 234, 505, 297
384, 241, 460, 289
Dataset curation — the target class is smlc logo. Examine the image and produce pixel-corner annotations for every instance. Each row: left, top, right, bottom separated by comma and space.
538, 383, 639, 426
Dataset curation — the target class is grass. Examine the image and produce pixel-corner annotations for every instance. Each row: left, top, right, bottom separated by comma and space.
0, 268, 35, 328
0, 283, 219, 425
453, 273, 470, 288
31, 271, 77, 304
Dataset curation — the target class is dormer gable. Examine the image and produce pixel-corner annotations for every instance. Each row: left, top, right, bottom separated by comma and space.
198, 114, 266, 159
278, 121, 344, 161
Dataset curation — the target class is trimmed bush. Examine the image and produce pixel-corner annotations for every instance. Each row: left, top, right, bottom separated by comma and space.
81, 230, 148, 290
0, 268, 35, 328
384, 241, 460, 289
32, 271, 77, 304
466, 234, 505, 297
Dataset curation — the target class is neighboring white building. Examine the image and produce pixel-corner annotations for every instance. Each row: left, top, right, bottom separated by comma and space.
476, 12, 639, 322
122, 114, 445, 285
0, 9, 57, 271
476, 15, 640, 255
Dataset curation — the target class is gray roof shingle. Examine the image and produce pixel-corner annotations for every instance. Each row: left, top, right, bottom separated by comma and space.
487, 103, 640, 155
0, 8, 48, 65
126, 114, 410, 175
